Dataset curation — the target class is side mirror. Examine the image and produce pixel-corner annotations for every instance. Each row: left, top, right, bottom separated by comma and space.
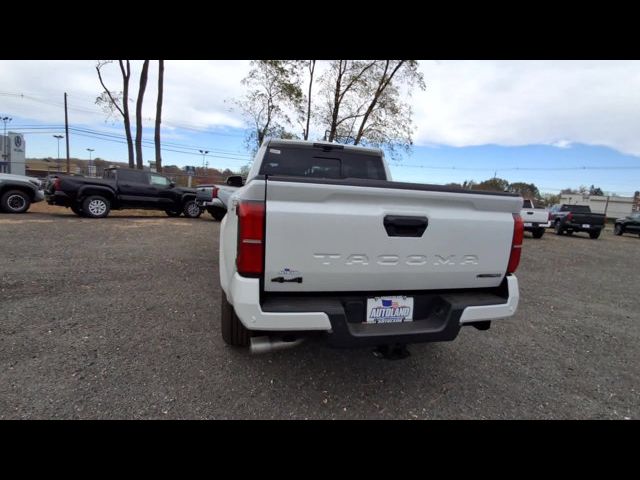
226, 175, 244, 187
169, 181, 176, 188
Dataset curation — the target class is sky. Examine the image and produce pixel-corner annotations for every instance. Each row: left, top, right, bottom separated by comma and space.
1, 60, 639, 196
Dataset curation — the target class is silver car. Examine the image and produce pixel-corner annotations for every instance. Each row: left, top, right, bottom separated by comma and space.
0, 173, 45, 213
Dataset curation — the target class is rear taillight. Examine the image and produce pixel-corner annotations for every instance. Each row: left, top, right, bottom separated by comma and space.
236, 200, 265, 277
548, 212, 552, 221
211, 187, 219, 198
567, 213, 573, 222
507, 214, 524, 274
53, 178, 61, 191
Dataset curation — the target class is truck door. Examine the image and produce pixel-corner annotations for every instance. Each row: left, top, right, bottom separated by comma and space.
116, 169, 154, 207
148, 173, 177, 208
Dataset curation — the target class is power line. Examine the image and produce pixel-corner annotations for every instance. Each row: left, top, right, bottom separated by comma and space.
1, 90, 246, 140
6, 124, 252, 160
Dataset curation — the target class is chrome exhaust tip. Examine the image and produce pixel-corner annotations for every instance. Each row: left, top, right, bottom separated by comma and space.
249, 336, 305, 354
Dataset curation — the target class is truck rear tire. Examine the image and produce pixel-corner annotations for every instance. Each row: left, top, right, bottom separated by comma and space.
71, 204, 86, 217
1, 189, 31, 214
554, 221, 564, 235
209, 207, 226, 221
589, 230, 601, 239
221, 291, 250, 347
82, 195, 111, 218
532, 227, 545, 239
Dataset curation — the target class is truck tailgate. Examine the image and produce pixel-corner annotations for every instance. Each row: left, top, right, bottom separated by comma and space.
571, 212, 605, 226
522, 209, 548, 224
263, 177, 522, 293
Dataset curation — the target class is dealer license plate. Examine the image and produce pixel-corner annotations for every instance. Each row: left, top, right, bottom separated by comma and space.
365, 296, 414, 324
582, 224, 590, 228
524, 222, 532, 227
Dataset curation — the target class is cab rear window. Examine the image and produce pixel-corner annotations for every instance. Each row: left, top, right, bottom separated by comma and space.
260, 145, 386, 181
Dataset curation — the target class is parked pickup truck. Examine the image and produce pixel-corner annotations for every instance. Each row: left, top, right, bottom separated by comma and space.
218, 139, 524, 354
45, 167, 201, 218
0, 173, 45, 213
195, 175, 243, 221
614, 211, 640, 237
521, 199, 550, 238
548, 204, 605, 239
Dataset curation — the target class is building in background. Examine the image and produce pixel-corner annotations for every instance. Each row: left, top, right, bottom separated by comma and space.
559, 193, 634, 219
0, 132, 26, 175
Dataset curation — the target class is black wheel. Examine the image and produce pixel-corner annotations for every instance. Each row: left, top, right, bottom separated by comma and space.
614, 224, 623, 236
589, 230, 601, 239
70, 204, 86, 217
183, 199, 202, 218
220, 291, 250, 347
165, 209, 182, 217
82, 195, 110, 218
209, 207, 226, 221
1, 189, 31, 214
532, 227, 545, 239
554, 220, 564, 235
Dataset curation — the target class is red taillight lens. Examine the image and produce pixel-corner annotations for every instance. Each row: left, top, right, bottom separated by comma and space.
53, 178, 61, 191
507, 214, 524, 274
548, 212, 552, 221
236, 201, 265, 277
211, 187, 219, 198
567, 212, 573, 222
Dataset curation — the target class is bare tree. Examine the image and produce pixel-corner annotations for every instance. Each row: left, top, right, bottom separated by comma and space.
303, 60, 315, 140
135, 60, 150, 169
320, 60, 377, 142
353, 60, 421, 144
154, 60, 164, 173
95, 60, 134, 167
234, 60, 303, 152
319, 60, 425, 159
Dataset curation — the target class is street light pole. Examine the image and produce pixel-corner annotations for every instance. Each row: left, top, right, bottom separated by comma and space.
87, 148, 95, 176
53, 135, 64, 172
199, 150, 209, 169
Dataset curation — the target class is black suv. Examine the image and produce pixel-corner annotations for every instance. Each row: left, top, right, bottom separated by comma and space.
45, 167, 201, 219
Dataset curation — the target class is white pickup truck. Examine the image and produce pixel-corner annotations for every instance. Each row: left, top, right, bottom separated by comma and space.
219, 139, 523, 354
195, 176, 243, 221
521, 199, 550, 238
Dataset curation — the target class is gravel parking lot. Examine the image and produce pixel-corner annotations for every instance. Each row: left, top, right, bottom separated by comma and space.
1, 205, 638, 419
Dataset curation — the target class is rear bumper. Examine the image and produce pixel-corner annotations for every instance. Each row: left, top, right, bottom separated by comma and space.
563, 222, 604, 232
199, 198, 225, 209
34, 190, 45, 203
524, 221, 549, 230
227, 273, 519, 347
45, 191, 73, 207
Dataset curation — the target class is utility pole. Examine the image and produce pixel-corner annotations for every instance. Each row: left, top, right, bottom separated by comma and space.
64, 93, 70, 173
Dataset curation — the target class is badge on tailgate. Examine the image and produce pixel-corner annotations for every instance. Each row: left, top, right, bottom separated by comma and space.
271, 268, 303, 283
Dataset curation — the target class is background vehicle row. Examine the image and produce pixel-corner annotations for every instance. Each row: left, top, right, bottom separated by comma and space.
44, 167, 201, 218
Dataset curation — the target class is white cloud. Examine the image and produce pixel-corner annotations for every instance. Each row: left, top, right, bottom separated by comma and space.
412, 60, 640, 156
0, 60, 250, 129
2, 60, 640, 157
551, 140, 572, 149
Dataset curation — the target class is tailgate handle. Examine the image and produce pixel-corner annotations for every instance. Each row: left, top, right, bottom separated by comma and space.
384, 215, 428, 237
526, 211, 534, 215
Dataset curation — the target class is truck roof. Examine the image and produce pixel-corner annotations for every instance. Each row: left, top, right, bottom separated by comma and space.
267, 138, 383, 157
